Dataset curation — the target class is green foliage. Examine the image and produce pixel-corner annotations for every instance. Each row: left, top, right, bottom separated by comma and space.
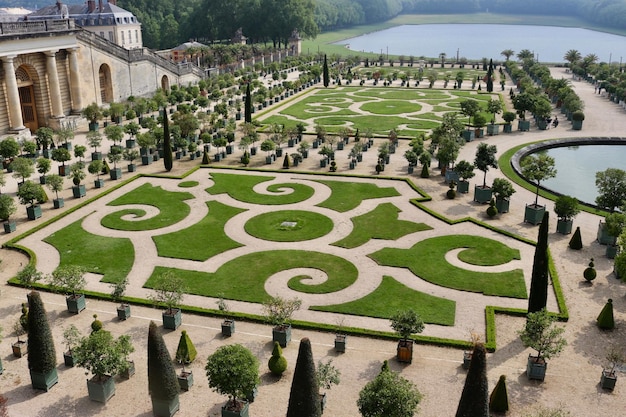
568, 226, 583, 250
63, 324, 81, 354
0, 194, 17, 221
148, 270, 186, 313
263, 296, 302, 326
554, 195, 580, 220
10, 157, 34, 184
19, 303, 28, 333
521, 153, 557, 205
268, 341, 288, 376
315, 180, 400, 212
147, 321, 179, 400
528, 212, 549, 313
162, 109, 173, 172
489, 375, 509, 414
0, 136, 20, 160
16, 264, 43, 289
597, 299, 615, 330
175, 330, 197, 364
287, 338, 321, 417
486, 198, 498, 217
49, 265, 86, 296
90, 314, 103, 333
519, 309, 567, 360
456, 344, 488, 417
357, 361, 422, 417
390, 309, 424, 339
454, 160, 475, 181
244, 210, 333, 242
27, 291, 57, 374
474, 143, 498, 187
595, 168, 626, 212
316, 359, 341, 391
492, 177, 516, 199
16, 181, 46, 207
205, 344, 260, 409
583, 258, 596, 282
207, 173, 315, 205
420, 163, 429, 178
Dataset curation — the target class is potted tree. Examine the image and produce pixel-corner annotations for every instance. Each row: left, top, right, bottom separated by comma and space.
10, 157, 35, 186
35, 127, 54, 158
62, 324, 81, 367
137, 131, 156, 165
334, 319, 347, 353
600, 345, 626, 390
521, 154, 557, 225
175, 330, 197, 391
12, 315, 27, 358
51, 147, 71, 176
502, 111, 516, 133
572, 110, 585, 130
205, 344, 260, 417
486, 98, 502, 135
492, 177, 516, 214
316, 359, 341, 413
263, 296, 302, 347
110, 277, 130, 320
87, 130, 103, 160
48, 265, 87, 313
460, 99, 479, 141
27, 291, 59, 392
123, 148, 140, 172
88, 159, 105, 189
124, 122, 140, 148
554, 195, 580, 234
45, 174, 64, 209
82, 102, 103, 131
70, 163, 86, 198
148, 321, 180, 417
513, 92, 535, 131
0, 194, 17, 233
16, 180, 45, 220
390, 309, 425, 364
55, 126, 75, 151
149, 271, 185, 330
74, 327, 134, 403
36, 157, 51, 185
454, 160, 475, 193
519, 309, 567, 381
604, 212, 625, 259
0, 136, 20, 170
217, 297, 235, 337
107, 147, 123, 180
473, 143, 498, 204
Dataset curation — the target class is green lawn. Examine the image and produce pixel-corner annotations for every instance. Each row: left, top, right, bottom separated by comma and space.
145, 250, 359, 302
332, 203, 432, 249
153, 200, 245, 261
314, 179, 401, 212
101, 183, 194, 231
244, 210, 334, 242
370, 235, 526, 298
312, 275, 455, 326
43, 218, 134, 284
206, 172, 315, 205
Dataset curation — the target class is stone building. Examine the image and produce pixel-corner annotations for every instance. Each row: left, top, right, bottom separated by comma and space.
0, 4, 203, 138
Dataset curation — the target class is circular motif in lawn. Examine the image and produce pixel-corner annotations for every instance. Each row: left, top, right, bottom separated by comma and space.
359, 100, 421, 115
244, 210, 334, 242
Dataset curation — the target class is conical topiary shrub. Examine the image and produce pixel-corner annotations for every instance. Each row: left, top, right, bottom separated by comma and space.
201, 150, 209, 165
489, 375, 509, 414
569, 226, 583, 249
175, 330, 197, 366
583, 258, 597, 283
597, 299, 615, 330
19, 303, 29, 333
27, 291, 58, 391
268, 341, 288, 376
456, 343, 489, 417
528, 212, 549, 314
148, 321, 180, 417
286, 338, 321, 417
421, 164, 429, 178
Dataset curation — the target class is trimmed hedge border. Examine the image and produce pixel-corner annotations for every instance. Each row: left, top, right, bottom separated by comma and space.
4, 165, 569, 352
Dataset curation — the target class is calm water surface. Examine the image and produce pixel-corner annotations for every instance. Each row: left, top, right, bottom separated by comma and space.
535, 145, 626, 205
336, 24, 626, 62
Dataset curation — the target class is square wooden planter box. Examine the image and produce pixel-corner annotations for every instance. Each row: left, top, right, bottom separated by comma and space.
556, 219, 573, 234
120, 360, 135, 379
4, 221, 17, 233
26, 205, 42, 220
110, 168, 122, 180
221, 400, 249, 417
462, 351, 472, 370
597, 222, 617, 245
66, 294, 86, 314
272, 324, 292, 348
72, 185, 86, 198
524, 204, 546, 225
396, 339, 414, 364
12, 341, 27, 358
334, 335, 347, 353
178, 371, 194, 391
94, 179, 105, 189
87, 375, 116, 403
487, 124, 500, 136
495, 197, 510, 213
457, 180, 470, 194
221, 320, 235, 337
53, 198, 64, 209
162, 308, 182, 330
473, 186, 493, 204
151, 396, 180, 417
600, 370, 617, 390
117, 304, 131, 320
63, 352, 74, 367
30, 368, 58, 392
527, 355, 547, 381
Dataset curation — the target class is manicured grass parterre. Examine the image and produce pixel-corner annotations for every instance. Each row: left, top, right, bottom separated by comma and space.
370, 235, 526, 298
101, 183, 194, 231
311, 275, 455, 326
43, 218, 134, 284
206, 172, 315, 205
332, 203, 432, 249
314, 179, 401, 212
178, 181, 199, 188
244, 210, 334, 242
145, 250, 359, 302
153, 200, 245, 261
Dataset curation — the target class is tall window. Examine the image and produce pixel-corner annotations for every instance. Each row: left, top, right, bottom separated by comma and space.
121, 31, 125, 44
108, 31, 114, 41
135, 30, 138, 43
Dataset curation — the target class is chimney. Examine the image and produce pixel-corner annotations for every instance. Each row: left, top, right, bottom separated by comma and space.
87, 0, 95, 13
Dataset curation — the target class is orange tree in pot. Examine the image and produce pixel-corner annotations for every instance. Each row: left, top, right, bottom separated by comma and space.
390, 309, 424, 364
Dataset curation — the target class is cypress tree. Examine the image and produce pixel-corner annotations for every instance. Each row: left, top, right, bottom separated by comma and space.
528, 212, 549, 314
323, 55, 329, 88
286, 338, 321, 417
162, 109, 173, 172
597, 299, 615, 330
455, 343, 489, 417
489, 375, 509, 413
27, 291, 58, 389
147, 321, 179, 404
201, 150, 209, 165
569, 226, 583, 249
244, 83, 252, 123
283, 154, 290, 169
486, 59, 494, 92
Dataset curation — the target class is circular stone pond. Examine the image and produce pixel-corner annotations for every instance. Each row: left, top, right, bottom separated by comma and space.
244, 210, 334, 242
513, 138, 626, 206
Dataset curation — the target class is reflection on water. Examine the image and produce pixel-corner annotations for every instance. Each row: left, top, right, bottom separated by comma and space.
536, 145, 626, 205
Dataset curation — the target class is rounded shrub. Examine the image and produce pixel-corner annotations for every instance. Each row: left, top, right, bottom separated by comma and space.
90, 314, 103, 333
572, 110, 585, 121
583, 258, 596, 282
268, 341, 288, 376
486, 199, 498, 217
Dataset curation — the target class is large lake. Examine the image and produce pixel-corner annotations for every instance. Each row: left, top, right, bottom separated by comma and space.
335, 24, 626, 63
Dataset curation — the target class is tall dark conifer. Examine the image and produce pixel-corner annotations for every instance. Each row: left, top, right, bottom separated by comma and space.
455, 343, 489, 417
486, 59, 494, 92
528, 212, 550, 313
162, 108, 173, 172
27, 291, 58, 390
147, 321, 179, 405
244, 83, 252, 123
323, 55, 329, 88
286, 338, 321, 417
